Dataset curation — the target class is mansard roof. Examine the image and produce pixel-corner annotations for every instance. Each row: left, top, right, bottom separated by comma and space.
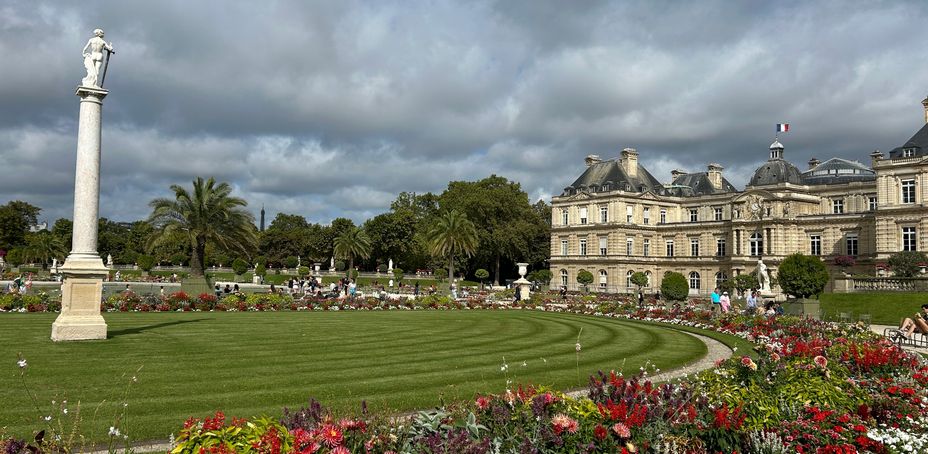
888, 122, 928, 159
565, 159, 664, 195
670, 172, 738, 196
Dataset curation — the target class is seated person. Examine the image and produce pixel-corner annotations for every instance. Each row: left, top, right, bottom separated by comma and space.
898, 304, 928, 340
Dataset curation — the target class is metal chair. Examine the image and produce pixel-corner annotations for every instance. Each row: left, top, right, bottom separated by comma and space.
858, 314, 872, 326
839, 312, 852, 323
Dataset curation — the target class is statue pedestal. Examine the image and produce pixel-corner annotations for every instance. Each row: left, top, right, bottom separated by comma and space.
51, 255, 108, 341
513, 277, 532, 301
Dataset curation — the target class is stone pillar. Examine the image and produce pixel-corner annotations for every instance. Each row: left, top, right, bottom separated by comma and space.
51, 86, 110, 341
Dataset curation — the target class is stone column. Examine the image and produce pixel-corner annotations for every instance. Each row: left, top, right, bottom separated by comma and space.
51, 86, 110, 341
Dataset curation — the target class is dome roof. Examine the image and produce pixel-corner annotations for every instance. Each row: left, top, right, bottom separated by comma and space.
801, 157, 875, 185
749, 159, 803, 186
770, 139, 784, 149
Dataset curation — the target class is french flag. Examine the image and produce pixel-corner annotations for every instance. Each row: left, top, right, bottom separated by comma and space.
776, 123, 790, 133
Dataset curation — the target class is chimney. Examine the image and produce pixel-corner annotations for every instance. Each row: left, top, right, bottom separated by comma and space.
621, 148, 638, 178
870, 149, 884, 168
706, 163, 723, 189
808, 157, 821, 170
671, 169, 687, 181
922, 96, 928, 124
584, 154, 602, 167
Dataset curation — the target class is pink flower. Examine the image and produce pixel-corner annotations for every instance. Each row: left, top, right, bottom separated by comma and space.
740, 356, 757, 371
770, 352, 780, 362
814, 355, 828, 369
612, 422, 631, 438
331, 447, 349, 454
551, 413, 578, 435
475, 396, 490, 410
319, 423, 343, 448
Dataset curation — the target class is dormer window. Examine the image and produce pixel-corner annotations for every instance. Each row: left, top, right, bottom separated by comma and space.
601, 184, 610, 192
903, 148, 916, 158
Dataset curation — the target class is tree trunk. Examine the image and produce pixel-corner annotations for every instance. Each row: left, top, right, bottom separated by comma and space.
494, 253, 501, 286
448, 255, 454, 283
347, 256, 354, 280
190, 237, 207, 277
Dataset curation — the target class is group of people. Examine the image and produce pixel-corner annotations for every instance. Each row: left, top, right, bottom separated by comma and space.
4, 274, 32, 294
711, 288, 783, 316
894, 304, 928, 341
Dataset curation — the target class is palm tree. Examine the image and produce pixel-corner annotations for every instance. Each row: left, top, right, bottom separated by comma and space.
333, 227, 372, 278
24, 232, 67, 269
147, 177, 257, 277
425, 210, 479, 282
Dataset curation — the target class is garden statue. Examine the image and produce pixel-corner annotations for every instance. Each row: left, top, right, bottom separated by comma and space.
81, 29, 114, 88
106, 254, 113, 267
757, 259, 771, 293
388, 258, 393, 273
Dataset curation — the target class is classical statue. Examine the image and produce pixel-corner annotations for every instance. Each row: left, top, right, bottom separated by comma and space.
81, 29, 114, 87
757, 259, 771, 293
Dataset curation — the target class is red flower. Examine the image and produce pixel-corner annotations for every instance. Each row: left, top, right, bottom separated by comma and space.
593, 424, 607, 440
475, 396, 490, 410
319, 423, 343, 447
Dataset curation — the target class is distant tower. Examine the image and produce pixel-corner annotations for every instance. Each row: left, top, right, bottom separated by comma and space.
769, 139, 784, 160
922, 95, 928, 124
260, 205, 265, 232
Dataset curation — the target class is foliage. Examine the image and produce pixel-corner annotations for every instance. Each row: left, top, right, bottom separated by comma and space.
0, 200, 40, 251
424, 210, 479, 282
334, 260, 345, 271
576, 269, 594, 288
392, 267, 404, 282
733, 273, 757, 294
255, 264, 267, 277
474, 268, 489, 283
137, 254, 155, 272
527, 269, 553, 285
23, 231, 66, 268
170, 252, 188, 266
231, 258, 249, 276
5, 248, 23, 267
661, 271, 689, 301
833, 255, 856, 268
630, 271, 648, 290
284, 256, 298, 269
377, 263, 387, 273
777, 253, 829, 299
297, 266, 310, 276
147, 177, 257, 277
333, 227, 372, 278
889, 250, 928, 278
172, 411, 292, 454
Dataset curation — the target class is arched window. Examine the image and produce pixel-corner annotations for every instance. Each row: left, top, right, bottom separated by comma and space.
689, 271, 701, 290
626, 270, 634, 288
715, 271, 728, 289
599, 270, 608, 290
560, 269, 568, 287
750, 232, 763, 256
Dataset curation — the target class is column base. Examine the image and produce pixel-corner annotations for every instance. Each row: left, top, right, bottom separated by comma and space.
51, 253, 109, 341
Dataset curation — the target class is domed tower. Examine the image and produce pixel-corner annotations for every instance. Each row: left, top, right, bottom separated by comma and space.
748, 139, 803, 186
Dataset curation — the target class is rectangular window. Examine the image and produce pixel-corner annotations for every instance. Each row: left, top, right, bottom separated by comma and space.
690, 238, 700, 257
599, 206, 608, 223
832, 199, 844, 214
579, 207, 588, 225
810, 235, 821, 256
902, 179, 916, 204
643, 207, 650, 225
716, 238, 726, 257
560, 240, 568, 256
599, 237, 608, 256
903, 227, 917, 252
689, 208, 698, 222
643, 239, 650, 257
562, 209, 568, 225
626, 238, 633, 256
714, 207, 723, 221
579, 238, 587, 256
626, 205, 634, 223
903, 148, 916, 158
666, 240, 674, 257
846, 233, 858, 257
868, 197, 877, 212
660, 209, 667, 224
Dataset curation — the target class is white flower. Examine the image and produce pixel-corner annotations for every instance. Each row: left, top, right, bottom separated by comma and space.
44, 415, 52, 421
575, 342, 581, 352
109, 426, 120, 437
17, 359, 27, 369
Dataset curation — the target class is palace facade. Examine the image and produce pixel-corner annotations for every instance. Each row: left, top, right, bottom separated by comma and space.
549, 97, 928, 295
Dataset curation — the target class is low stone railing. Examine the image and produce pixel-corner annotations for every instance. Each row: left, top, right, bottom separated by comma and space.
834, 276, 928, 292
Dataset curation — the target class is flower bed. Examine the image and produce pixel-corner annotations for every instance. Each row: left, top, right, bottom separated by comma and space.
3, 293, 928, 452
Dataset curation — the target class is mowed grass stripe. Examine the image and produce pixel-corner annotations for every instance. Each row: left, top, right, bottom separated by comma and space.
0, 311, 705, 442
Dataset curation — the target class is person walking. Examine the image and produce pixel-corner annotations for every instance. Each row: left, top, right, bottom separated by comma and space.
745, 289, 757, 316
720, 291, 731, 313
710, 288, 721, 312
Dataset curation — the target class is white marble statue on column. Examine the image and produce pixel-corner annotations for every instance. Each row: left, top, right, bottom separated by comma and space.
757, 259, 771, 293
388, 258, 393, 272
81, 29, 114, 88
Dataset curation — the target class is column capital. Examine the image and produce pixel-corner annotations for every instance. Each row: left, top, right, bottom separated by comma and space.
75, 85, 109, 103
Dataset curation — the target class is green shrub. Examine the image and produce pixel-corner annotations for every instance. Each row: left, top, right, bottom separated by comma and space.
335, 260, 346, 271
475, 268, 490, 283
231, 258, 249, 276
630, 271, 648, 290
778, 253, 829, 298
377, 263, 388, 273
254, 264, 267, 277
576, 269, 593, 289
284, 256, 298, 268
5, 248, 23, 267
392, 268, 404, 282
173, 413, 292, 454
170, 252, 188, 266
297, 265, 310, 276
532, 269, 552, 285
137, 254, 155, 272
661, 271, 689, 301
888, 250, 928, 278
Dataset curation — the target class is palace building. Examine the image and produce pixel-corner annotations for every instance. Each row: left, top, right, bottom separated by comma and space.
549, 96, 928, 295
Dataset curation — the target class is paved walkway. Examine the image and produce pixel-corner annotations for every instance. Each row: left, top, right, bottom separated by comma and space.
871, 324, 928, 354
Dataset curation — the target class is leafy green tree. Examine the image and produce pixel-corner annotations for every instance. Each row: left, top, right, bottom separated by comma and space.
733, 274, 757, 295
5, 248, 24, 267
231, 258, 249, 276
778, 253, 830, 299
333, 227, 372, 278
532, 269, 553, 285
170, 253, 188, 266
147, 177, 257, 277
661, 271, 689, 301
0, 201, 41, 250
576, 269, 594, 291
51, 218, 73, 251
630, 271, 649, 291
137, 254, 155, 272
425, 210, 479, 283
255, 263, 267, 277
24, 231, 67, 268
392, 267, 404, 283
363, 211, 419, 269
377, 263, 388, 273
298, 266, 310, 276
475, 268, 490, 286
888, 251, 928, 278
284, 256, 298, 269
259, 213, 310, 265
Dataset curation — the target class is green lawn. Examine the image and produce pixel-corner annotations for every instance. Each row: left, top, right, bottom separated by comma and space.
0, 311, 704, 443
820, 292, 928, 325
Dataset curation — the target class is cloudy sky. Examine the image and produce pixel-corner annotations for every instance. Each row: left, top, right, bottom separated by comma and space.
3, 0, 928, 225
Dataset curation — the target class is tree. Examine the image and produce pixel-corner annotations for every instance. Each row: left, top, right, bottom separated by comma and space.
231, 258, 249, 276
298, 266, 310, 276
137, 254, 155, 272
147, 177, 257, 277
778, 253, 830, 299
259, 213, 310, 265
532, 269, 553, 285
333, 226, 372, 279
630, 271, 649, 291
424, 210, 479, 283
6, 248, 24, 267
392, 268, 404, 283
661, 271, 689, 301
51, 218, 73, 251
363, 211, 419, 269
24, 231, 67, 268
0, 201, 41, 250
284, 256, 298, 269
576, 269, 594, 291
734, 274, 757, 296
888, 251, 928, 278
475, 268, 490, 286
255, 263, 267, 278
